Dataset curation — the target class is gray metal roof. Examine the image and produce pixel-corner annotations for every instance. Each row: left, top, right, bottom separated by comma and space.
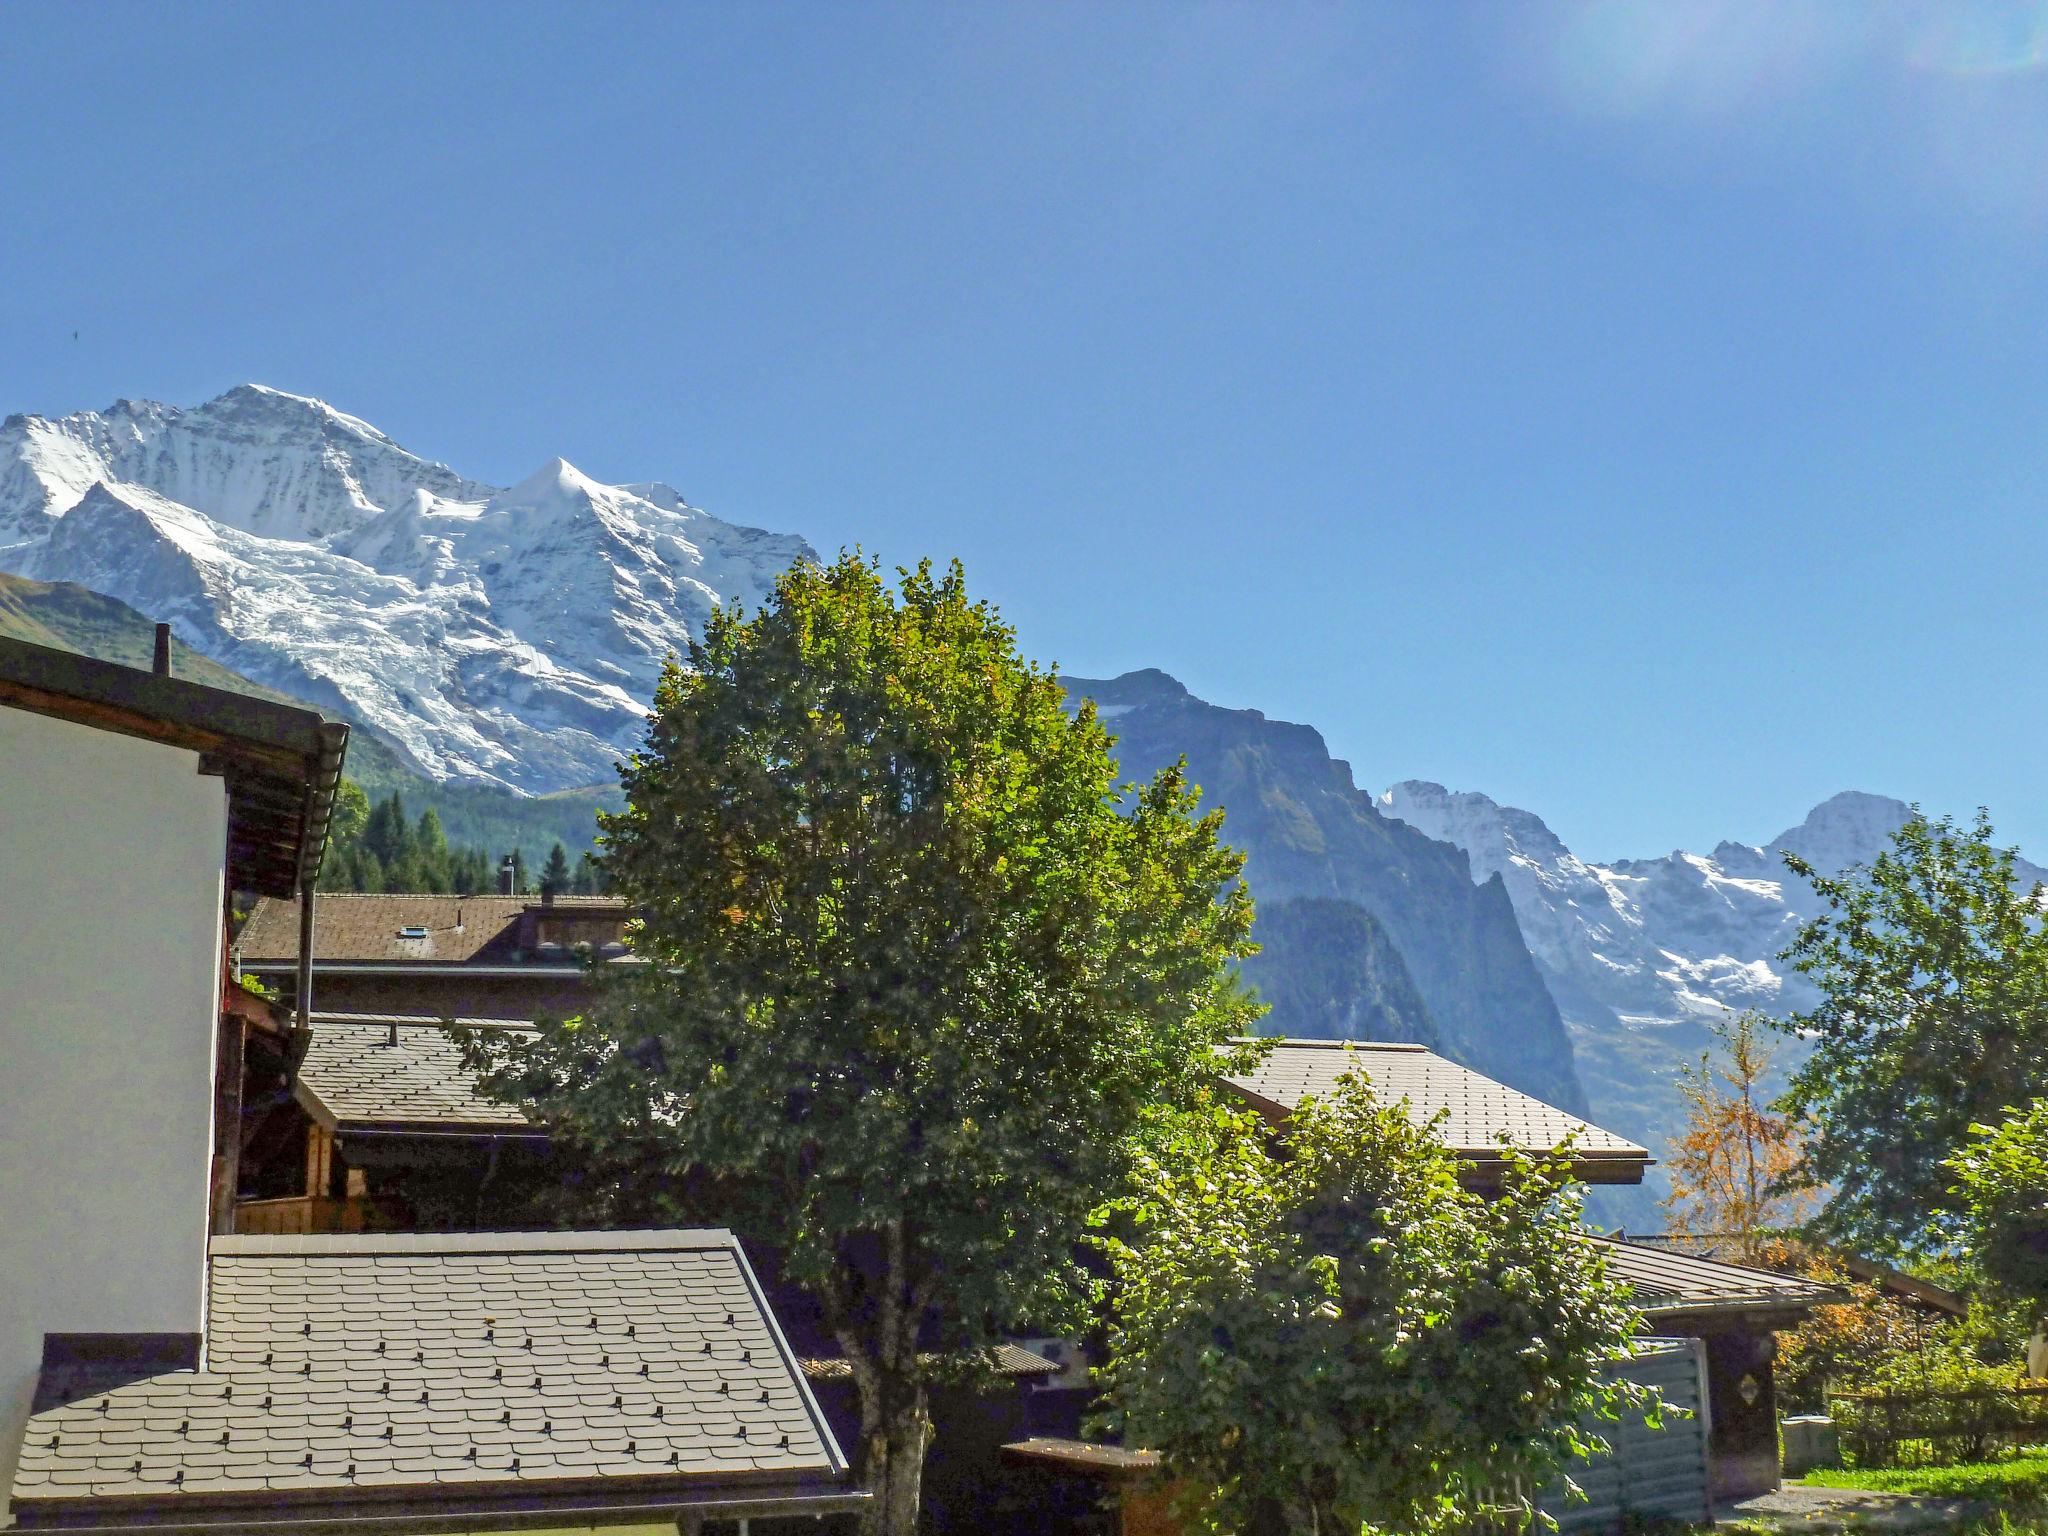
10, 1231, 851, 1526
295, 1015, 536, 1136
1224, 1040, 1649, 1162
1596, 1238, 1837, 1318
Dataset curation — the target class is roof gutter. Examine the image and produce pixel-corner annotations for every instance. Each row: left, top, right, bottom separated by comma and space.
242, 962, 589, 978
9, 1483, 868, 1535
1635, 1296, 1838, 1325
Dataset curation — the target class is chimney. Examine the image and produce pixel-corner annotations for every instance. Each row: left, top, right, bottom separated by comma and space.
152, 623, 172, 678
499, 856, 518, 896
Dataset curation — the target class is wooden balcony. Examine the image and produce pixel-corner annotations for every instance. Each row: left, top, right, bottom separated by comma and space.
232, 1194, 407, 1235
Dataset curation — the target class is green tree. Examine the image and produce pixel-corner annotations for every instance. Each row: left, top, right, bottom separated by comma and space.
312, 781, 543, 895
1780, 811, 2048, 1252
1094, 1068, 1643, 1536
315, 781, 372, 892
1947, 1100, 2048, 1328
573, 850, 606, 895
331, 779, 370, 845
414, 808, 452, 890
360, 789, 414, 872
541, 841, 572, 893
465, 555, 1260, 1536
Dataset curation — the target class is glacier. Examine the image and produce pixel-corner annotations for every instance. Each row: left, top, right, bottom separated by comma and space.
1377, 782, 2047, 1224
0, 385, 816, 790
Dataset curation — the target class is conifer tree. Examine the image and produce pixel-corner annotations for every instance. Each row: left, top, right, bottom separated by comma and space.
1664, 1010, 1813, 1262
541, 842, 572, 893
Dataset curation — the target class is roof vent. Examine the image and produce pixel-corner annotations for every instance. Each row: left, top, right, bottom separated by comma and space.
397, 926, 429, 940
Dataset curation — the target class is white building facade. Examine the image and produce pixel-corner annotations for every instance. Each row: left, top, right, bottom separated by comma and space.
0, 637, 346, 1515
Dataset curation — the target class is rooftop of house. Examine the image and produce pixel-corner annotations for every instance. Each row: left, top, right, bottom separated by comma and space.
295, 1015, 538, 1138
1223, 1039, 1651, 1178
1620, 1232, 1965, 1317
238, 893, 629, 970
1597, 1238, 1840, 1322
10, 1230, 857, 1531
0, 636, 347, 898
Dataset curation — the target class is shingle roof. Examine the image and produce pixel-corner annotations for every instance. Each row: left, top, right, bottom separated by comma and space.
295, 1016, 537, 1136
238, 894, 626, 967
1223, 1040, 1649, 1163
1596, 1239, 1838, 1318
10, 1231, 853, 1529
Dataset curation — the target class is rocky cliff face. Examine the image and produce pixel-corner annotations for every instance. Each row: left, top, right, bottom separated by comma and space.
1065, 670, 1587, 1117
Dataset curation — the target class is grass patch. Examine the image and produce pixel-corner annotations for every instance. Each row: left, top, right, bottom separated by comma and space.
1798, 1451, 2048, 1502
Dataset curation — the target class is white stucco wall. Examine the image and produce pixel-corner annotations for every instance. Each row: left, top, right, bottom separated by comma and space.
0, 707, 227, 1514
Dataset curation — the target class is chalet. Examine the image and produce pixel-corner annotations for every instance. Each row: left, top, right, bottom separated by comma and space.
236, 891, 632, 1018
218, 1014, 1076, 1529
0, 636, 858, 1531
1222, 1039, 1837, 1503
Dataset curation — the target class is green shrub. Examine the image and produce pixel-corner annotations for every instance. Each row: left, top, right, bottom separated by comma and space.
1831, 1342, 2048, 1467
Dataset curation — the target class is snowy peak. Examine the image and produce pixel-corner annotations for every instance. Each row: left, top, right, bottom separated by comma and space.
0, 386, 818, 790
1763, 790, 1914, 874
0, 384, 490, 542
1374, 777, 2043, 1222
1379, 780, 1577, 870
502, 456, 604, 511
1064, 667, 1192, 712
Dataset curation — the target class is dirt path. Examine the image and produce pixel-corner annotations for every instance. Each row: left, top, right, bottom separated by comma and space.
1721, 1485, 1995, 1532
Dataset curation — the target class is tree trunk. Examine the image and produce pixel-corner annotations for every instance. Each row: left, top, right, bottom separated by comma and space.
855, 1381, 932, 1536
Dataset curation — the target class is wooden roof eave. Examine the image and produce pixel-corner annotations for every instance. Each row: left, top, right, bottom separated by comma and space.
0, 639, 348, 899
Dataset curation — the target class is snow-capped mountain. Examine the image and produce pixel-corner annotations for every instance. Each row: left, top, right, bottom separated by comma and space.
1376, 782, 2046, 1223
0, 386, 815, 789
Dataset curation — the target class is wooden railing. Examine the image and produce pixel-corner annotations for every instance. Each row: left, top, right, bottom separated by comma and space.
232, 1195, 407, 1235
1829, 1383, 2048, 1467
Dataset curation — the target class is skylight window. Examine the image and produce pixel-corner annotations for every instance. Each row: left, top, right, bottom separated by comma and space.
397, 926, 429, 940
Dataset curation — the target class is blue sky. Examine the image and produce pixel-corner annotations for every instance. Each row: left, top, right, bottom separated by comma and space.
5, 2, 2048, 861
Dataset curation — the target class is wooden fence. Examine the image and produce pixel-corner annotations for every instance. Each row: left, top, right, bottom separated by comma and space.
1828, 1384, 2048, 1468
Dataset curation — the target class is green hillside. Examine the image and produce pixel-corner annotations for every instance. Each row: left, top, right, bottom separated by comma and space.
0, 573, 618, 864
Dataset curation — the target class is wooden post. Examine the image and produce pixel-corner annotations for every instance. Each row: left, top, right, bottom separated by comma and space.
295, 878, 315, 1034
209, 1013, 245, 1234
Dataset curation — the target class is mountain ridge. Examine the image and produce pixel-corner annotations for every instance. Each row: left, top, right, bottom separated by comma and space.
1064, 671, 1588, 1120
1376, 778, 2047, 1221
0, 385, 815, 791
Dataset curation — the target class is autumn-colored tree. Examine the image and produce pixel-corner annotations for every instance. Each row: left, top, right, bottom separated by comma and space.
1772, 1259, 1925, 1413
1663, 1010, 1814, 1263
